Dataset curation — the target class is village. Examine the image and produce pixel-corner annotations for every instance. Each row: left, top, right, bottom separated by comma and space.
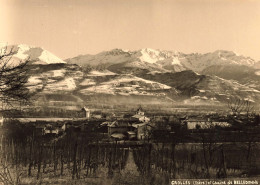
1, 105, 251, 144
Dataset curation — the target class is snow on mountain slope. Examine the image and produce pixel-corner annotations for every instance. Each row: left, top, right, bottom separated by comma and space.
197, 75, 260, 103
38, 50, 65, 64
105, 74, 171, 89
65, 48, 184, 72
87, 70, 116, 76
25, 61, 173, 100
51, 69, 66, 77
135, 48, 182, 65
13, 44, 31, 60
172, 57, 182, 65
1, 44, 66, 65
79, 79, 96, 86
255, 71, 260, 76
10, 45, 258, 106
66, 48, 133, 67
24, 62, 260, 105
179, 50, 259, 72
108, 60, 169, 75
138, 48, 162, 64
138, 70, 260, 103
66, 48, 260, 73
27, 76, 44, 92
79, 74, 174, 96
201, 75, 260, 103
43, 77, 77, 92
26, 64, 83, 93
201, 65, 260, 91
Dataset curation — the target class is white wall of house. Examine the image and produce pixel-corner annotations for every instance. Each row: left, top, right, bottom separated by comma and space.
83, 107, 90, 119
0, 116, 4, 127
187, 121, 230, 129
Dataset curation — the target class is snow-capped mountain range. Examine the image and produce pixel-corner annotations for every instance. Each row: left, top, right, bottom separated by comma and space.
66, 48, 260, 101
66, 48, 260, 73
2, 44, 260, 107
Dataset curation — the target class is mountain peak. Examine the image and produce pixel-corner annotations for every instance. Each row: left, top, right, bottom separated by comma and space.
1, 44, 66, 65
105, 48, 131, 55
140, 48, 159, 53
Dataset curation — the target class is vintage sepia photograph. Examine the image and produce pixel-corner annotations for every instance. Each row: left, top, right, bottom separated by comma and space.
0, 0, 260, 184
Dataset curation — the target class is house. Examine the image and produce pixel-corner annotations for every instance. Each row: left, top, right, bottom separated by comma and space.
132, 122, 150, 140
132, 114, 150, 123
136, 107, 145, 116
61, 123, 66, 132
0, 113, 4, 127
126, 131, 136, 140
43, 124, 59, 135
106, 119, 153, 140
110, 132, 126, 140
43, 124, 65, 135
92, 114, 103, 119
183, 119, 231, 130
131, 107, 150, 123
107, 121, 131, 137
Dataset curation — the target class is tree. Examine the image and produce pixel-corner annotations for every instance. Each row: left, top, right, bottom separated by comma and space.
227, 98, 254, 116
227, 97, 259, 168
0, 45, 30, 108
0, 45, 32, 184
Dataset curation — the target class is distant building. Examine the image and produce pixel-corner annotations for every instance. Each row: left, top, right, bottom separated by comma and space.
132, 122, 149, 140
43, 123, 65, 135
61, 123, 67, 132
136, 107, 145, 116
131, 107, 150, 123
102, 107, 152, 140
82, 107, 90, 119
183, 119, 231, 130
0, 113, 4, 127
106, 120, 151, 140
132, 114, 150, 123
107, 121, 131, 137
92, 114, 103, 119
127, 131, 136, 140
43, 124, 59, 135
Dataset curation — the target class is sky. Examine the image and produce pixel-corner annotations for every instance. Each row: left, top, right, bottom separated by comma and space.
1, 0, 260, 60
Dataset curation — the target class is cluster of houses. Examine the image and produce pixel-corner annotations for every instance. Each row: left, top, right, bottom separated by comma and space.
30, 107, 152, 141
29, 107, 152, 141
103, 107, 152, 140
0, 106, 235, 141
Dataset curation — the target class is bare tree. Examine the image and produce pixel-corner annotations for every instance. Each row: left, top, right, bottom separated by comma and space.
0, 45, 31, 184
227, 98, 245, 116
227, 97, 259, 168
227, 98, 254, 116
244, 100, 254, 118
0, 45, 30, 108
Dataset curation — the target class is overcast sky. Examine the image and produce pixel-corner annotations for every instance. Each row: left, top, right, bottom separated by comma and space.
1, 0, 260, 60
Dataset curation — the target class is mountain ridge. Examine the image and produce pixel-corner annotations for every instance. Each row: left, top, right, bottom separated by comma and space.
65, 48, 260, 73
2, 44, 260, 109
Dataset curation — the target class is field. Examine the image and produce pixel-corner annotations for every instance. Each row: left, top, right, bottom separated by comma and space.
0, 119, 260, 185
